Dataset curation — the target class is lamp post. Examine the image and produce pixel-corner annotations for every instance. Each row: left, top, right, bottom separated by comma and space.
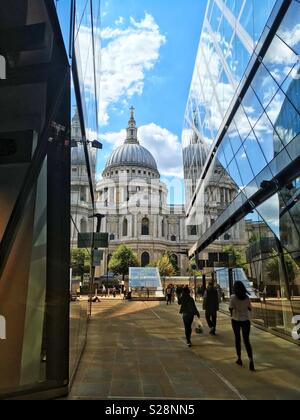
88, 213, 105, 315
191, 264, 197, 301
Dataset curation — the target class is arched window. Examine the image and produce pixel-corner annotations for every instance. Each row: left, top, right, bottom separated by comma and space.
171, 235, 176, 242
123, 218, 128, 237
141, 252, 150, 268
161, 219, 165, 237
142, 217, 150, 236
109, 233, 115, 241
80, 219, 87, 233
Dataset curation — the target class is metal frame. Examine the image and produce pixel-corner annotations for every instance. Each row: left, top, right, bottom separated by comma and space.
0, 0, 71, 398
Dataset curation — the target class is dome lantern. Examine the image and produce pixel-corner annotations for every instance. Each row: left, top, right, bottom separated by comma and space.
125, 106, 139, 144
103, 108, 159, 178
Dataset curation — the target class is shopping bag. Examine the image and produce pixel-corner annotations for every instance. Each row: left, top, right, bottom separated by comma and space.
194, 321, 204, 334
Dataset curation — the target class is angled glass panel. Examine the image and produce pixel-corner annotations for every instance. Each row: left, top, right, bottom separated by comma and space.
218, 70, 235, 119
212, 155, 226, 187
281, 64, 300, 114
222, 134, 235, 165
243, 177, 259, 200
278, 182, 300, 255
270, 91, 300, 148
266, 88, 293, 124
233, 34, 252, 80
210, 1, 224, 35
242, 87, 265, 128
253, 112, 279, 163
227, 120, 243, 154
285, 133, 300, 162
217, 143, 229, 169
227, 156, 244, 190
234, 105, 252, 141
277, 0, 300, 55
243, 133, 268, 176
240, 0, 255, 41
263, 35, 298, 87
253, 0, 277, 44
256, 194, 280, 238
235, 146, 255, 186
255, 165, 274, 194
251, 64, 279, 108
268, 145, 291, 176
223, 13, 235, 68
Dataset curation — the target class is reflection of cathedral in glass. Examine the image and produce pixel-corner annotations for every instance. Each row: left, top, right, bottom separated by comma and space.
71, 111, 96, 241
183, 0, 300, 337
183, 113, 208, 205
274, 68, 300, 153
274, 71, 300, 264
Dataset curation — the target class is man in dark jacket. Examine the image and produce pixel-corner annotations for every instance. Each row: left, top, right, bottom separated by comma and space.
203, 281, 219, 335
178, 286, 200, 347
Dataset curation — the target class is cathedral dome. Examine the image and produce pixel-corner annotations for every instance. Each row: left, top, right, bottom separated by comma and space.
103, 108, 159, 176
105, 143, 158, 172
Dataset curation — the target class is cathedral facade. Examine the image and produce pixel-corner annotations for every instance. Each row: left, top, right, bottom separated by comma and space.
95, 109, 197, 275
71, 108, 248, 277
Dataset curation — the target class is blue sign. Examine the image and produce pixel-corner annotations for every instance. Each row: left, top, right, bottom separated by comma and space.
129, 268, 162, 288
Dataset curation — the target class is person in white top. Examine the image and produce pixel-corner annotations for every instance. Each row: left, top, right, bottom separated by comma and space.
229, 281, 255, 372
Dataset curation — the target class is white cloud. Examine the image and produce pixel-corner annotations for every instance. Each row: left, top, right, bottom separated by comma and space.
279, 23, 300, 54
100, 14, 166, 125
264, 35, 297, 66
115, 16, 125, 26
102, 123, 183, 178
139, 124, 183, 178
102, 129, 126, 147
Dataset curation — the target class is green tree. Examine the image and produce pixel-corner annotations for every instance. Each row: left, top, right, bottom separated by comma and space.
266, 250, 299, 284
108, 245, 139, 281
155, 255, 176, 291
166, 252, 180, 276
71, 248, 90, 280
223, 245, 247, 270
187, 258, 202, 277
156, 255, 176, 278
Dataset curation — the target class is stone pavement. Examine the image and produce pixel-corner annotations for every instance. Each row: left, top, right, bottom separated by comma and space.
69, 300, 300, 400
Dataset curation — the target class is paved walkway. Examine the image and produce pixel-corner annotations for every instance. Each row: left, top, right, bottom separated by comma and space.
69, 300, 300, 400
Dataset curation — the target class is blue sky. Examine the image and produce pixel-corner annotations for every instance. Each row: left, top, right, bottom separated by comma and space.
57, 0, 207, 204
99, 0, 206, 204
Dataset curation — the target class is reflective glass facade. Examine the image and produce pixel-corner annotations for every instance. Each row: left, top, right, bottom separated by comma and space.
183, 0, 300, 338
0, 0, 101, 399
69, 0, 100, 387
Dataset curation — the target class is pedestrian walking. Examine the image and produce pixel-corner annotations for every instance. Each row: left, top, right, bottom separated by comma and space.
176, 285, 183, 301
229, 281, 255, 371
166, 285, 172, 305
178, 286, 200, 347
203, 281, 219, 335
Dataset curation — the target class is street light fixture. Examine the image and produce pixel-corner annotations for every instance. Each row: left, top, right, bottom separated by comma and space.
71, 139, 103, 150
88, 214, 106, 311
88, 213, 106, 234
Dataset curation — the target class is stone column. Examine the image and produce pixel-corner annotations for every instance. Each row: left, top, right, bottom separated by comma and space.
134, 214, 138, 238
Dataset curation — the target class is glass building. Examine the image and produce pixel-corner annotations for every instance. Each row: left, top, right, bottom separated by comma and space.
0, 0, 101, 399
183, 0, 300, 338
